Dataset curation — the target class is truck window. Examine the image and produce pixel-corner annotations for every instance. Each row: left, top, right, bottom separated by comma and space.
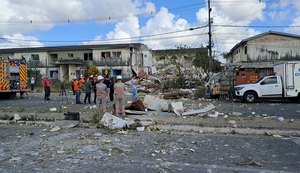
261, 77, 277, 85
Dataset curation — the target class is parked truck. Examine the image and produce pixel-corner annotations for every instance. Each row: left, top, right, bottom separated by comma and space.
0, 58, 29, 98
234, 61, 300, 103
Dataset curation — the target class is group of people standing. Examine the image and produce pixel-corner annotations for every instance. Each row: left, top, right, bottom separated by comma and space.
71, 75, 127, 117
41, 74, 138, 118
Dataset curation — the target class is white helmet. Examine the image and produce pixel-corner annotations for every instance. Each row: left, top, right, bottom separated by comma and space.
97, 76, 104, 80
116, 75, 122, 80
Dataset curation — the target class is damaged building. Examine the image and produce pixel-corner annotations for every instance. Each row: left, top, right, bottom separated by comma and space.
209, 31, 300, 98
0, 43, 154, 82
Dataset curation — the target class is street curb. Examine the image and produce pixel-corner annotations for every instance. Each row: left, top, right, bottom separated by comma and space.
1, 120, 299, 137
156, 124, 300, 137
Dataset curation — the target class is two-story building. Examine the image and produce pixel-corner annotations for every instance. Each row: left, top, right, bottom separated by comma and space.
226, 31, 300, 63
0, 43, 154, 82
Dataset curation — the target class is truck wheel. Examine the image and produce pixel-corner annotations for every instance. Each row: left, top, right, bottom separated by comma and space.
243, 92, 257, 103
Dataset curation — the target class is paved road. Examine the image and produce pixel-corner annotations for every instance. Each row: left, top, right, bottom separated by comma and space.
0, 124, 299, 172
0, 92, 300, 119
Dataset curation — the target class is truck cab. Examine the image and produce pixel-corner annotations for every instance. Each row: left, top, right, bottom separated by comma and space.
234, 75, 283, 102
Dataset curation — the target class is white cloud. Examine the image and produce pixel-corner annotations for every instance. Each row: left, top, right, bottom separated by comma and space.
106, 13, 141, 43
285, 17, 300, 34
140, 7, 197, 49
0, 33, 43, 48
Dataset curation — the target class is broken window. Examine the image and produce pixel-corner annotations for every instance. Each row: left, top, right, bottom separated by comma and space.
101, 52, 111, 59
244, 46, 247, 54
50, 70, 58, 79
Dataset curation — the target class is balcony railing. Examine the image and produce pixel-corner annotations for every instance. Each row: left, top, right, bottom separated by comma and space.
27, 60, 47, 68
93, 58, 129, 66
54, 58, 85, 65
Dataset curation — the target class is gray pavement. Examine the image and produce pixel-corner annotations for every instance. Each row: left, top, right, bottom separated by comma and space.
0, 124, 299, 173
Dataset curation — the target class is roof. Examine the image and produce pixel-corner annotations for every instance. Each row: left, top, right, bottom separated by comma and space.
228, 31, 300, 55
0, 43, 144, 54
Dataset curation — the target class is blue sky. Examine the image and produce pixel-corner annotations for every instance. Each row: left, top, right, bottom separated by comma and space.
1, 0, 300, 62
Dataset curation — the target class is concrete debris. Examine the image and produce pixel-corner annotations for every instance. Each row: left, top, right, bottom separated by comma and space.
49, 126, 61, 132
13, 114, 21, 121
49, 108, 57, 112
232, 112, 243, 116
137, 126, 145, 132
273, 134, 282, 138
182, 103, 215, 116
100, 112, 127, 129
223, 115, 228, 118
84, 105, 97, 109
208, 112, 219, 118
277, 117, 284, 122
290, 119, 294, 122
171, 102, 184, 116
251, 112, 256, 115
143, 95, 169, 111
228, 120, 236, 125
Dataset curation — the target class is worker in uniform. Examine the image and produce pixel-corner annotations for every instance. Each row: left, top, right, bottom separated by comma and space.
96, 76, 109, 112
73, 77, 82, 104
114, 75, 125, 117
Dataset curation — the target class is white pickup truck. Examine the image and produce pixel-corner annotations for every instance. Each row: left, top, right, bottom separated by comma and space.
234, 62, 300, 103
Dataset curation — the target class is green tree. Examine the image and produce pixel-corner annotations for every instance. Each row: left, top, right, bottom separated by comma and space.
86, 65, 99, 77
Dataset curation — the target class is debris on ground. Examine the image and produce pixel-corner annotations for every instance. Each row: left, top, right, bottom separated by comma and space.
182, 103, 215, 116
126, 99, 146, 111
49, 108, 57, 112
143, 95, 169, 111
100, 112, 127, 129
277, 117, 285, 122
171, 102, 184, 116
13, 114, 21, 121
49, 126, 61, 132
237, 160, 263, 166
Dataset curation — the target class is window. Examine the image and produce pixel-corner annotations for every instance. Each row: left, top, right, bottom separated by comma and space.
244, 46, 247, 54
261, 77, 277, 85
84, 53, 93, 61
31, 54, 39, 61
111, 51, 121, 58
50, 70, 58, 79
101, 52, 111, 59
68, 53, 74, 58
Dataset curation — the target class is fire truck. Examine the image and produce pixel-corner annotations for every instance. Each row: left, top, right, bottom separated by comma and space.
0, 58, 29, 98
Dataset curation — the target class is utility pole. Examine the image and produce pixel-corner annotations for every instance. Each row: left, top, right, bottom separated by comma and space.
208, 0, 212, 72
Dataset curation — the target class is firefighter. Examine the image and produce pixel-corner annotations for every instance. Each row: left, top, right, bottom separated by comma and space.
96, 76, 109, 112
114, 75, 125, 117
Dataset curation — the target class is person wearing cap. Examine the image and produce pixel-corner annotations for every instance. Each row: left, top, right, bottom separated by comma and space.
96, 76, 109, 112
74, 77, 82, 104
42, 75, 52, 101
114, 75, 125, 117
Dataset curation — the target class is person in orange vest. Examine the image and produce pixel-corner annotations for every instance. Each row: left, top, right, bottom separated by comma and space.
96, 76, 109, 112
73, 77, 82, 104
79, 75, 85, 90
114, 75, 125, 117
42, 75, 52, 101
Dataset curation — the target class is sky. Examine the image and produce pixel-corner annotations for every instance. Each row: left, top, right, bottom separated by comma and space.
1, 0, 300, 62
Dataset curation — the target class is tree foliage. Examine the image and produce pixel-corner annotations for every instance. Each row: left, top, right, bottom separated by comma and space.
86, 65, 99, 77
